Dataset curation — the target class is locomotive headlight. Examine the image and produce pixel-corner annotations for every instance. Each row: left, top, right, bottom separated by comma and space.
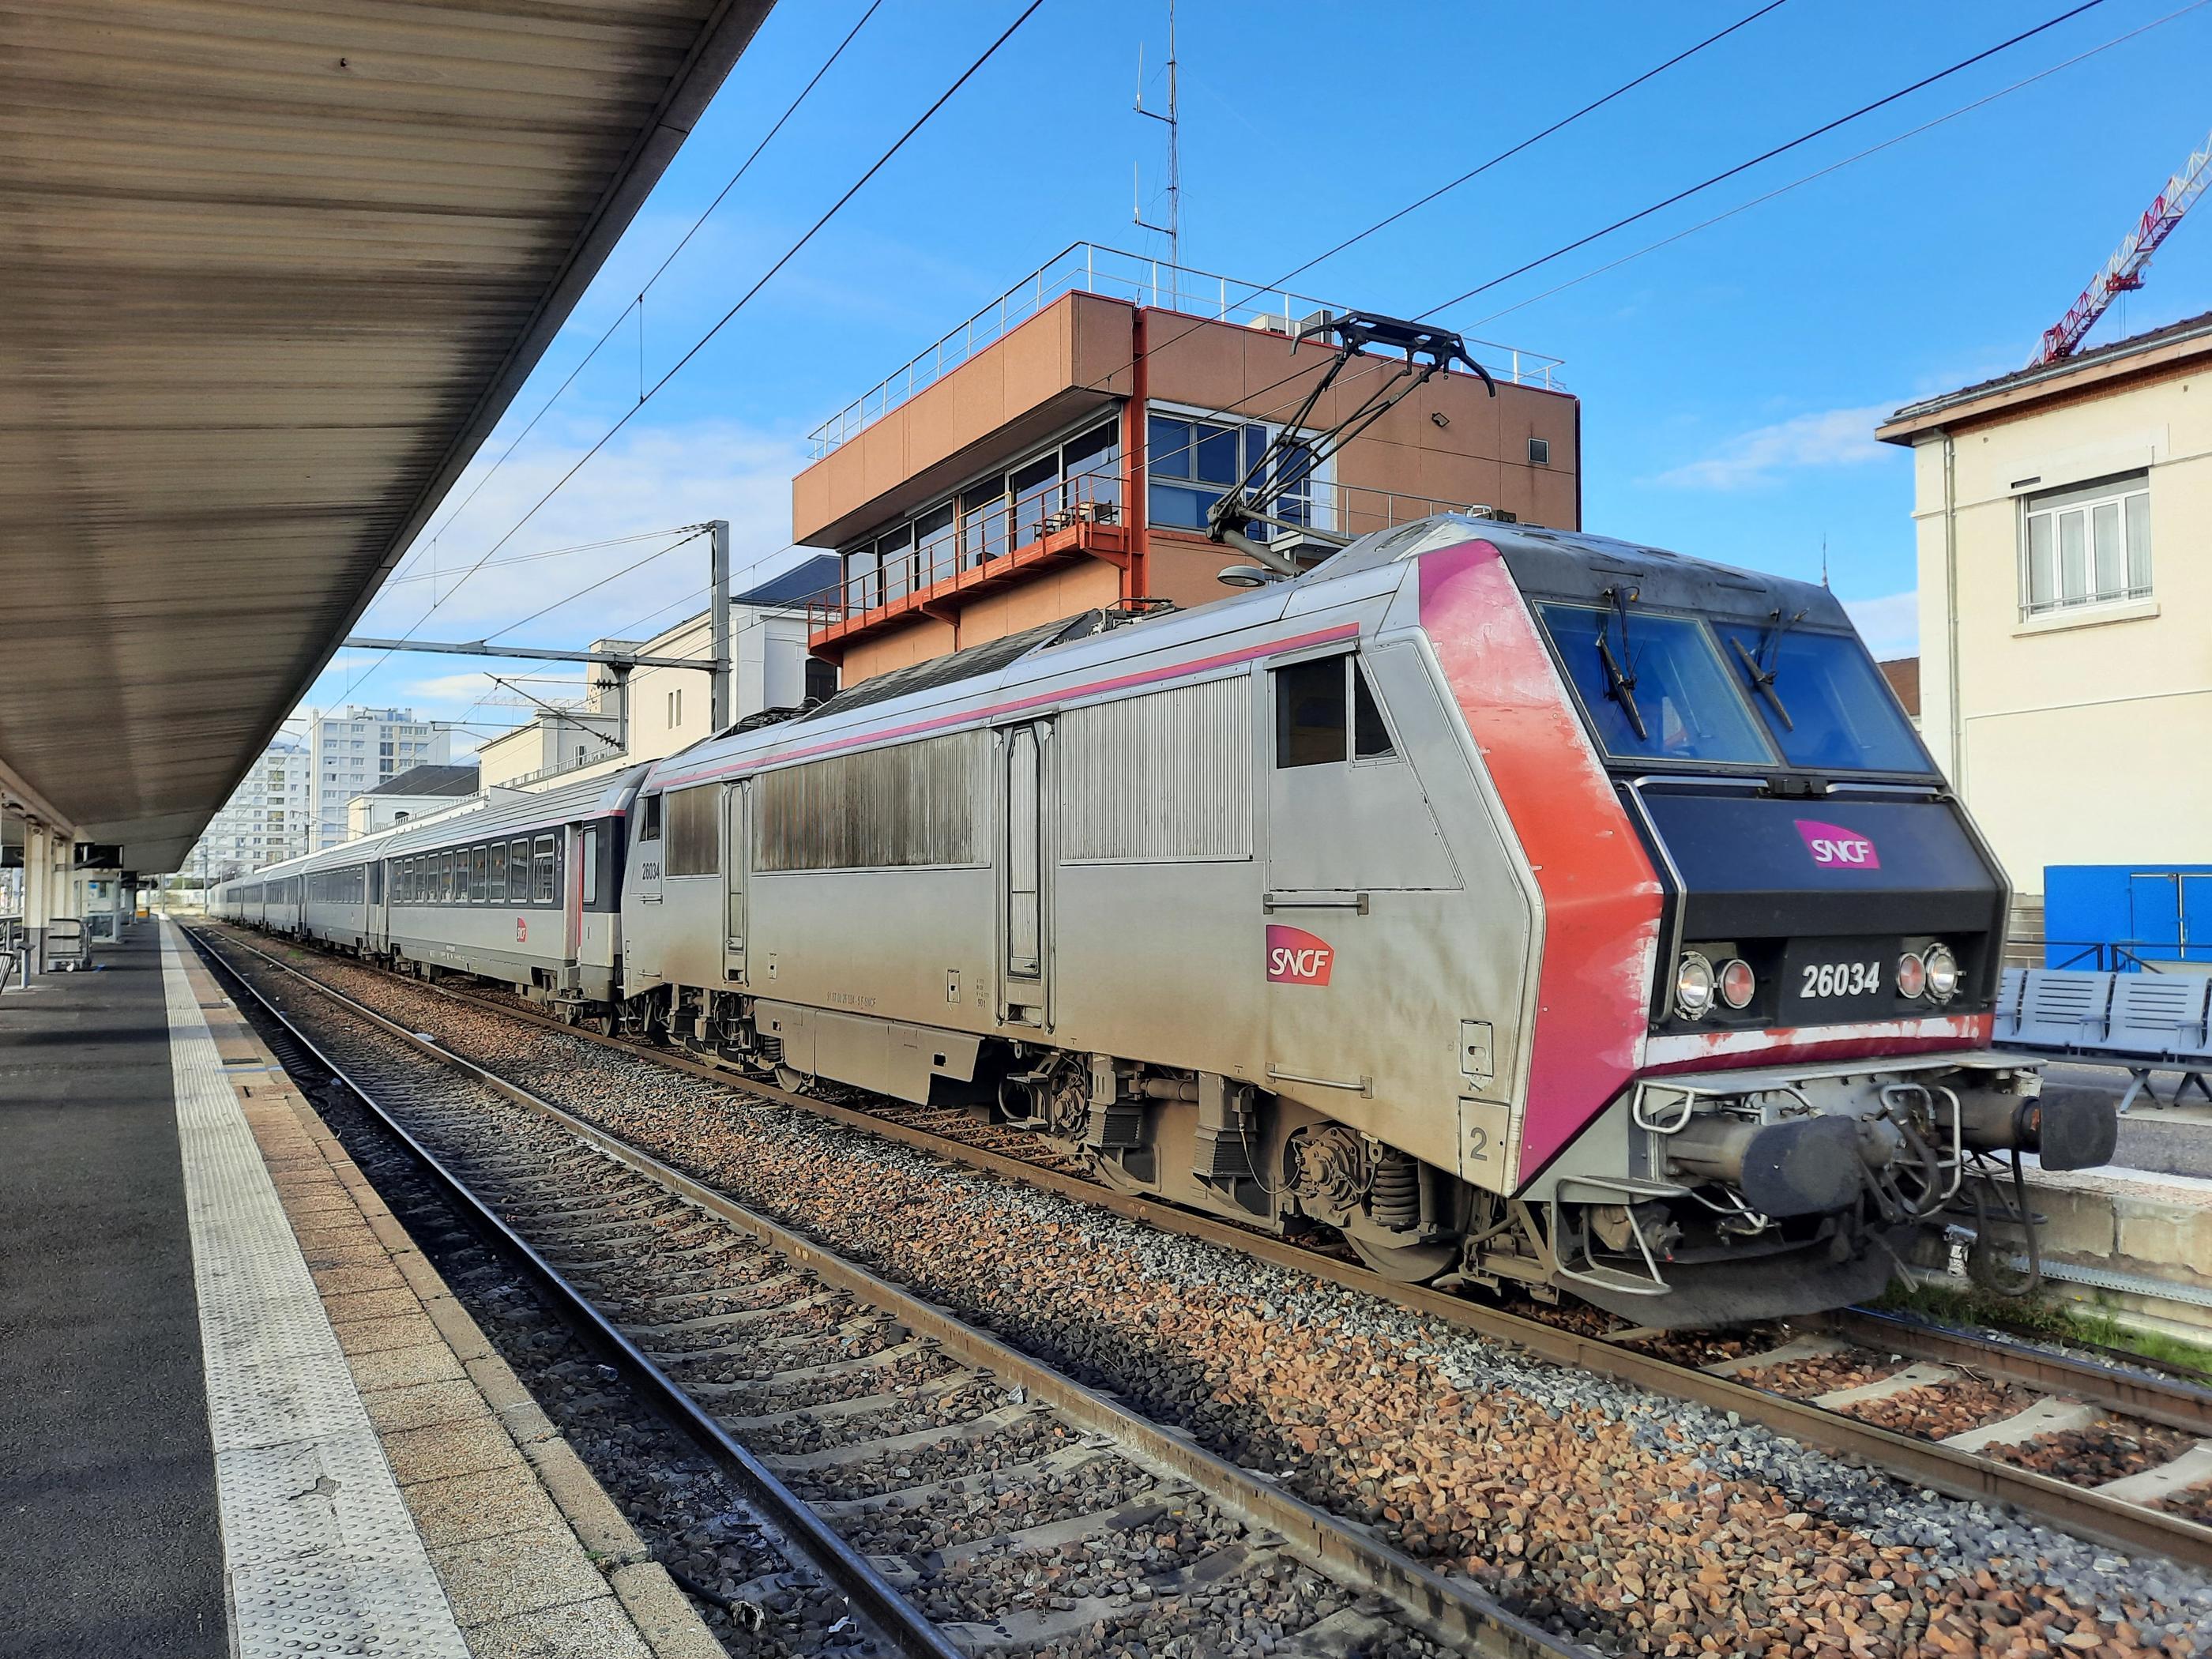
1922, 943, 1960, 1003
1895, 951, 1928, 999
1717, 957, 1756, 1010
1674, 951, 1717, 1020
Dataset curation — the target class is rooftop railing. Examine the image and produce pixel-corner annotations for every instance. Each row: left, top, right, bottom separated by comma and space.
806, 243, 1566, 460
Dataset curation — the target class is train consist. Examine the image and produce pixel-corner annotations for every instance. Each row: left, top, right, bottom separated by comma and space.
216, 516, 2116, 1326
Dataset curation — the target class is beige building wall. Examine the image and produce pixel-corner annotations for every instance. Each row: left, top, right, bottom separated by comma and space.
1890, 340, 2210, 895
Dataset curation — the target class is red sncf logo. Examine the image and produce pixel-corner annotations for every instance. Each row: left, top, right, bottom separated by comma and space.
1266, 924, 1334, 986
1794, 818, 1880, 870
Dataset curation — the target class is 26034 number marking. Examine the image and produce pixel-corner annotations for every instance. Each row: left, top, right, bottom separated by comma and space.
1800, 961, 1882, 999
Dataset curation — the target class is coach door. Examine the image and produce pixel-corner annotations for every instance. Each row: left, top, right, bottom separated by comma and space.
723, 781, 749, 984
1001, 723, 1049, 1024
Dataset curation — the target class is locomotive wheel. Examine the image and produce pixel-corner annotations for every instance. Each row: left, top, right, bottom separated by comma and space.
1347, 1234, 1459, 1284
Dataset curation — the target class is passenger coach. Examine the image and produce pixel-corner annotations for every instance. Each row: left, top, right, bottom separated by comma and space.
213, 766, 644, 1020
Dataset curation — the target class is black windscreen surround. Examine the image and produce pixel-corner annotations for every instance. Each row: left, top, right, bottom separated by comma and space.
1638, 792, 2003, 942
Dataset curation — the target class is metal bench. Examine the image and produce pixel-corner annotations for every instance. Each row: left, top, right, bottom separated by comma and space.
1995, 965, 2212, 1112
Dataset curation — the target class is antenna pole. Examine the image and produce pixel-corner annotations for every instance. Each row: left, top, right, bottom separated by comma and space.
1134, 0, 1180, 269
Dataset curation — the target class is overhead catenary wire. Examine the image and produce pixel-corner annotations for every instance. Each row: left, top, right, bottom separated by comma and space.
415, 0, 1049, 619
342, 0, 2142, 714
480, 527, 710, 645
389, 0, 887, 592
1456, 0, 2210, 334
381, 526, 713, 588
329, 0, 1044, 710
352, 2, 1790, 672
1417, 0, 2109, 318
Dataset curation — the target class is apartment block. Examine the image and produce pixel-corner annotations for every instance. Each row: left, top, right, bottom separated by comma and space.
182, 735, 311, 881
307, 705, 451, 850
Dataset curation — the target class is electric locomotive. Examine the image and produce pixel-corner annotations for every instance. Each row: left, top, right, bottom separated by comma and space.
608, 514, 2114, 1326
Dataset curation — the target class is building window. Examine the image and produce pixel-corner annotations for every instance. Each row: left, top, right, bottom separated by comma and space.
839, 419, 1123, 605
1149, 412, 1311, 538
2021, 472, 2150, 617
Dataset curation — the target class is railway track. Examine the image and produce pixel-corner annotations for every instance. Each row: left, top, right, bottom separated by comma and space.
190, 926, 1576, 1659
194, 927, 2212, 1625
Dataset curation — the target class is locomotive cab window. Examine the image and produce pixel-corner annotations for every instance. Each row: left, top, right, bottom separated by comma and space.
1537, 602, 1774, 767
1273, 655, 1396, 768
1714, 625, 1932, 775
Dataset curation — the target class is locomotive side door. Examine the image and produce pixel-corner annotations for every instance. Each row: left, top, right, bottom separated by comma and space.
1000, 722, 1051, 1025
723, 780, 749, 984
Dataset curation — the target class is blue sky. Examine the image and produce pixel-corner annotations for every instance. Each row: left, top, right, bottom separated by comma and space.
307, 0, 2212, 745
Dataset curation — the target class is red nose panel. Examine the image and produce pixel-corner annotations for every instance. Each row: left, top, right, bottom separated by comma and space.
1419, 540, 1663, 1179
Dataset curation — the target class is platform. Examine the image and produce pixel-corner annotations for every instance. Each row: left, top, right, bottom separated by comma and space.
0, 920, 717, 1658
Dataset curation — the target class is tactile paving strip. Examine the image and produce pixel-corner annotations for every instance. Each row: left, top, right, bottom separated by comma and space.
160, 924, 470, 1657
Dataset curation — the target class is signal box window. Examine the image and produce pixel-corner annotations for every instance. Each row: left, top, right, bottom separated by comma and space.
1274, 656, 1396, 768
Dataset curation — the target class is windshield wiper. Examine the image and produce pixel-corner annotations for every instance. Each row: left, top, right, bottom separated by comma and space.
1731, 607, 1805, 732
1729, 634, 1793, 732
1598, 586, 1647, 740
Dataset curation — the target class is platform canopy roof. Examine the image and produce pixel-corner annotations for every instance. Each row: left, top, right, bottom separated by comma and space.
0, 0, 773, 872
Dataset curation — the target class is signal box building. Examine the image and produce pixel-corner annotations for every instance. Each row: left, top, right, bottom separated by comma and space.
792, 245, 1579, 683
1877, 311, 2212, 929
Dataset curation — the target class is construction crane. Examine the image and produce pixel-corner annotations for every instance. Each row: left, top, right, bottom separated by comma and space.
2030, 126, 2212, 368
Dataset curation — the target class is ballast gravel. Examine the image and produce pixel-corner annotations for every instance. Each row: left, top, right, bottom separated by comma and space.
245, 944, 2212, 1657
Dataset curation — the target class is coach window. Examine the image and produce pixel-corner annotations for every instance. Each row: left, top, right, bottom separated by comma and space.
533, 835, 557, 904
488, 841, 506, 900
510, 838, 530, 901
580, 829, 599, 906
442, 852, 457, 902
473, 845, 491, 901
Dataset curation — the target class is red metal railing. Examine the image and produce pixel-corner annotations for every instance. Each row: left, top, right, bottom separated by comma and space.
804, 468, 1127, 640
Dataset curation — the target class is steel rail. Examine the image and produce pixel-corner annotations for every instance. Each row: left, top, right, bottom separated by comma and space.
1827, 1306, 2212, 1439
198, 924, 2212, 1573
186, 932, 966, 1659
190, 926, 1582, 1659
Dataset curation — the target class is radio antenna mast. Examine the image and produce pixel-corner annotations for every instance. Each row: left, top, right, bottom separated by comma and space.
1134, 0, 1180, 268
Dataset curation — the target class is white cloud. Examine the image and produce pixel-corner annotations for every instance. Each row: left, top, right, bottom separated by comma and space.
306, 415, 819, 720
1654, 404, 1894, 491
1841, 589, 1919, 660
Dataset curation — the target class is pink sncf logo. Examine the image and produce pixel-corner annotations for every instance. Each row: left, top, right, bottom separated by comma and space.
1795, 818, 1880, 870
1266, 924, 1334, 986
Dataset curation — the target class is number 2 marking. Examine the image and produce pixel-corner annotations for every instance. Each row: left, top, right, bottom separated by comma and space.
1466, 1127, 1489, 1161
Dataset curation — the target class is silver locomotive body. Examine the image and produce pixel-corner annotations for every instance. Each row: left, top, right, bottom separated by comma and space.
608, 517, 2112, 1326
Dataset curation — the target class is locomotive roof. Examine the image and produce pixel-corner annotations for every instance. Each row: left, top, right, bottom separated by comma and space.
1319, 517, 1856, 634
646, 514, 1860, 792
